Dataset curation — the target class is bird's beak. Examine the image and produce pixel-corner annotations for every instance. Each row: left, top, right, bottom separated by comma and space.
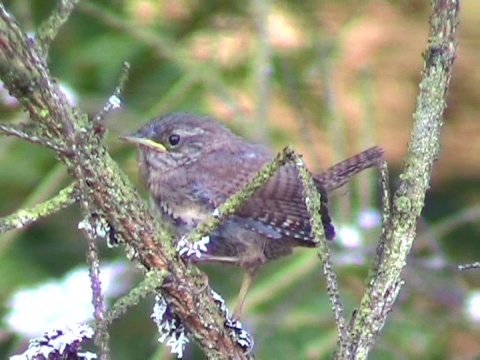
120, 134, 167, 152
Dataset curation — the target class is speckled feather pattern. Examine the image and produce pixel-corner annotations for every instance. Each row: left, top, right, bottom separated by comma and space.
129, 112, 382, 269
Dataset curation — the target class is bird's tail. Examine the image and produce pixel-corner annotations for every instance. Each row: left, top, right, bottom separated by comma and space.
314, 146, 384, 192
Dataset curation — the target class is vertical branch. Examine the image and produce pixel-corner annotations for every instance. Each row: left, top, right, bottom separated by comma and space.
82, 216, 110, 360
340, 1, 459, 358
290, 151, 346, 343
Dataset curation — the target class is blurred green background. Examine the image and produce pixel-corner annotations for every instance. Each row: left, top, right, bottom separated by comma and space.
1, 0, 480, 359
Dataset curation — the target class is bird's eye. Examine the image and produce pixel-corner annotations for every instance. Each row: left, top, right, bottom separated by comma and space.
168, 134, 181, 146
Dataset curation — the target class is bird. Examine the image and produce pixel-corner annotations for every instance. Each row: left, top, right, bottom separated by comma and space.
121, 112, 383, 319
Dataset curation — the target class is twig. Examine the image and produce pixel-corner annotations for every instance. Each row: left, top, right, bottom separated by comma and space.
37, 0, 80, 54
371, 160, 391, 278
79, 211, 111, 360
0, 5, 251, 357
289, 152, 346, 344
458, 262, 480, 271
106, 269, 167, 325
90, 62, 130, 129
180, 147, 294, 245
0, 183, 77, 233
0, 122, 66, 153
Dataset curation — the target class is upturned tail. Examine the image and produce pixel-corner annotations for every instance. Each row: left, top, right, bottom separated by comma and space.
314, 146, 384, 192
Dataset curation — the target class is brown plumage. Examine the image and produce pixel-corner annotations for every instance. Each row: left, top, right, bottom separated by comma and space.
122, 112, 383, 318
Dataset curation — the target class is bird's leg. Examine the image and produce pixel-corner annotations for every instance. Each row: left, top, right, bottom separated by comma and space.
233, 266, 258, 320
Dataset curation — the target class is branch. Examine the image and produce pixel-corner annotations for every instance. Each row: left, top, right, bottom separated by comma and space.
0, 122, 66, 153
177, 146, 383, 347
340, 0, 460, 358
37, 0, 80, 54
0, 183, 77, 233
458, 262, 480, 271
90, 62, 129, 130
0, 3, 250, 358
289, 151, 346, 343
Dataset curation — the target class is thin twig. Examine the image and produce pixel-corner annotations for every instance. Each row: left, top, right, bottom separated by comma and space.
0, 3, 256, 358
370, 160, 391, 279
90, 62, 130, 129
0, 183, 77, 233
290, 152, 346, 344
458, 262, 480, 271
37, 0, 80, 54
106, 269, 167, 325
0, 123, 66, 152
82, 213, 111, 360
181, 147, 295, 244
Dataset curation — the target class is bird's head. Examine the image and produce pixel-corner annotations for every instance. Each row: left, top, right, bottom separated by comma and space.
121, 112, 239, 181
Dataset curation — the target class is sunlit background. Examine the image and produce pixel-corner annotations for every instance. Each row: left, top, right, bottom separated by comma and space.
1, 1, 479, 359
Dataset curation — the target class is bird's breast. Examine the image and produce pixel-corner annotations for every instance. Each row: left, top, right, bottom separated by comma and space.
154, 198, 208, 234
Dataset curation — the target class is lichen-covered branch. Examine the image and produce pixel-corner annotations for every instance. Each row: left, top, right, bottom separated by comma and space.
37, 0, 80, 53
289, 151, 346, 344
340, 1, 459, 358
0, 183, 77, 233
0, 3, 250, 358
106, 269, 168, 325
181, 147, 293, 245
0, 122, 65, 152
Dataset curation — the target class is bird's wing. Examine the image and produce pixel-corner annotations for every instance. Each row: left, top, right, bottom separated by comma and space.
187, 147, 334, 244
236, 163, 334, 243
186, 144, 273, 207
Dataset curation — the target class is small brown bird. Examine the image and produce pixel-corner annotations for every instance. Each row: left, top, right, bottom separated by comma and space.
122, 112, 383, 319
